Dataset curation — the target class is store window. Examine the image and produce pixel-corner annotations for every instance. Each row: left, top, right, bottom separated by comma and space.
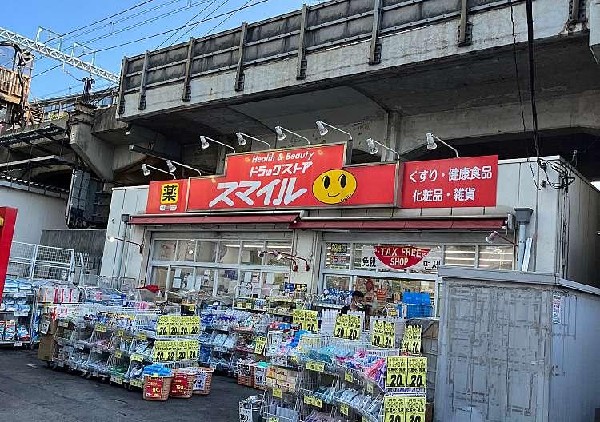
443, 245, 476, 267
169, 266, 194, 291
217, 242, 240, 265
478, 245, 515, 270
150, 266, 169, 291
241, 241, 264, 265
324, 275, 351, 291
148, 236, 292, 299
195, 240, 217, 263
265, 241, 293, 266
175, 240, 196, 262
261, 272, 290, 297
152, 240, 176, 261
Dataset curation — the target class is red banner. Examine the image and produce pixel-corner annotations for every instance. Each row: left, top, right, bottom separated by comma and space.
146, 179, 189, 214
374, 245, 431, 270
146, 143, 400, 213
0, 207, 18, 302
401, 155, 498, 209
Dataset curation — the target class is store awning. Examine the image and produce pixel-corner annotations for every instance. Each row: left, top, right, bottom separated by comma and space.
289, 217, 507, 231
128, 213, 300, 226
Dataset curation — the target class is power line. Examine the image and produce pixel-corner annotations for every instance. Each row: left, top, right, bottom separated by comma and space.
84, 0, 272, 55
82, 0, 217, 46
157, 0, 223, 48
30, 0, 272, 88
172, 0, 236, 44
198, 0, 254, 42
45, 0, 160, 44
66, 0, 196, 44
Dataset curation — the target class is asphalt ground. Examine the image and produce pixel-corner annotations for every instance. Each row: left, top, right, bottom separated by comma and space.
0, 349, 256, 422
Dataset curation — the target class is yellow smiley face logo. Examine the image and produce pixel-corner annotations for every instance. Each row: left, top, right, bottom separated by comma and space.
313, 169, 357, 205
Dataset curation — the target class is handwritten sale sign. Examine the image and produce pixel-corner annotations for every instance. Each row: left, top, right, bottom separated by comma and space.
401, 155, 498, 209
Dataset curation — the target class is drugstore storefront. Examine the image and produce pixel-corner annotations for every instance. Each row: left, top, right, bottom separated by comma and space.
125, 143, 514, 311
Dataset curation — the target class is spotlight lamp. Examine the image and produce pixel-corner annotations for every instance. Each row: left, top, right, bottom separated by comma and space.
274, 126, 311, 145
166, 160, 177, 174
315, 120, 352, 140
236, 132, 271, 148
425, 133, 459, 158
200, 136, 235, 152
365, 138, 400, 160
141, 163, 174, 179
485, 231, 516, 245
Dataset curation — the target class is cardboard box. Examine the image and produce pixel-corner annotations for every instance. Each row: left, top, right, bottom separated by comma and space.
37, 335, 55, 361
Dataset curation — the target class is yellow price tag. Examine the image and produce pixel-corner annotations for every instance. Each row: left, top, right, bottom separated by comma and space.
116, 329, 124, 337
254, 336, 267, 355
346, 315, 361, 340
406, 356, 427, 388
130, 353, 143, 362
345, 371, 354, 383
303, 310, 319, 333
95, 323, 107, 333
401, 324, 422, 355
384, 396, 406, 422
340, 404, 349, 416
130, 379, 142, 387
386, 356, 407, 388
293, 309, 305, 327
313, 397, 323, 408
306, 361, 325, 373
334, 315, 348, 338
366, 383, 374, 394
405, 397, 426, 422
303, 395, 313, 405
114, 350, 123, 359
113, 376, 123, 385
267, 418, 279, 422
273, 387, 283, 398
135, 332, 147, 341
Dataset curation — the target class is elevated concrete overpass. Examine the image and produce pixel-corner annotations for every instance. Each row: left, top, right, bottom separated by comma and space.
110, 0, 600, 179
3, 0, 600, 190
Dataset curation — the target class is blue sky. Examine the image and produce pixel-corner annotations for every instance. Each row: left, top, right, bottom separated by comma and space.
2, 0, 320, 100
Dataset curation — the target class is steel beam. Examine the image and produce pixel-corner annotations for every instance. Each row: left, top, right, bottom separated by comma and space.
0, 27, 119, 83
234, 23, 248, 92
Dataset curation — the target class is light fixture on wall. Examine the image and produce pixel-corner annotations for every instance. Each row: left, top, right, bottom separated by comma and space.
200, 136, 236, 152
166, 160, 177, 174
107, 235, 144, 253
365, 138, 400, 160
426, 133, 460, 157
236, 132, 271, 148
141, 163, 175, 179
274, 126, 311, 145
485, 231, 516, 245
161, 159, 202, 176
315, 120, 353, 140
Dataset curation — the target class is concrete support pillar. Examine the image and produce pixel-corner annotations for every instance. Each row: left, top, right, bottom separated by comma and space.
70, 103, 114, 181
590, 0, 600, 62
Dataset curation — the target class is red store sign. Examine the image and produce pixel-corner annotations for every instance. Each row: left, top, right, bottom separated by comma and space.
401, 155, 498, 209
145, 144, 499, 214
146, 143, 401, 213
374, 245, 431, 270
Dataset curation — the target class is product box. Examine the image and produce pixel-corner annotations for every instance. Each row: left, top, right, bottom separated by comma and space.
4, 320, 16, 341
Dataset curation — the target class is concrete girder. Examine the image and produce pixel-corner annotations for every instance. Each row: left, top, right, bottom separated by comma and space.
397, 90, 600, 152
69, 104, 114, 181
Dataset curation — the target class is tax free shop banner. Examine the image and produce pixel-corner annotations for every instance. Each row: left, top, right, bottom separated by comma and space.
145, 142, 497, 213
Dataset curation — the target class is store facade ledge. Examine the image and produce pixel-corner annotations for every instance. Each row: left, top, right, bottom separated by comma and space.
128, 212, 301, 226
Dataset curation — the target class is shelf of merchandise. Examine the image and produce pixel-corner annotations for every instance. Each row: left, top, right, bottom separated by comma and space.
0, 284, 37, 348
